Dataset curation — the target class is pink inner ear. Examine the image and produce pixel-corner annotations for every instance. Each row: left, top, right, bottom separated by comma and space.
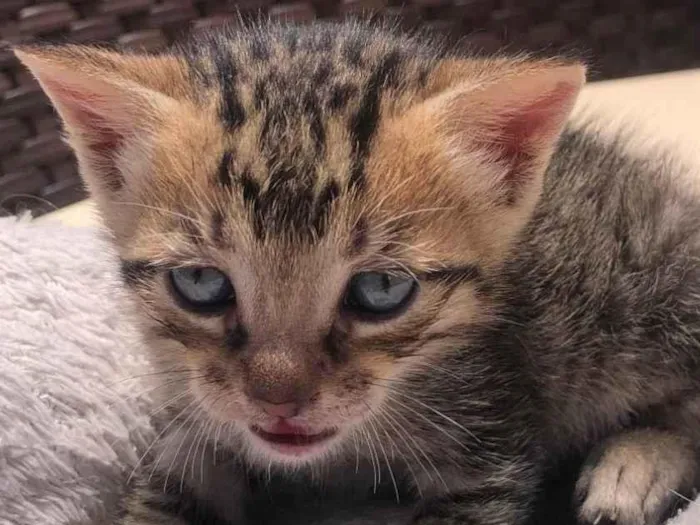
43, 78, 125, 190
490, 81, 578, 204
45, 78, 117, 136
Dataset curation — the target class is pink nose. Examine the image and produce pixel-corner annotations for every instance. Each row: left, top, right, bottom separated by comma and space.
257, 400, 300, 419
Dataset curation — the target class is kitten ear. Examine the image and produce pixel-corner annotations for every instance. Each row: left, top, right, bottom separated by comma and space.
14, 46, 186, 196
433, 62, 585, 206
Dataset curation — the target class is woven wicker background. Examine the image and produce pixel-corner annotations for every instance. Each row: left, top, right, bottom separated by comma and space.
1, 0, 699, 216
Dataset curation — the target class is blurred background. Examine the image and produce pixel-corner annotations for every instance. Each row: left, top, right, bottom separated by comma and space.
1, 0, 699, 218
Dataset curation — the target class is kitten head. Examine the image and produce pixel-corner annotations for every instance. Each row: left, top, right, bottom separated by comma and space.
16, 23, 584, 468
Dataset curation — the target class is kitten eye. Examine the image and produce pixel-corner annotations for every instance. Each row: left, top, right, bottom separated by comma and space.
344, 272, 417, 317
169, 267, 235, 312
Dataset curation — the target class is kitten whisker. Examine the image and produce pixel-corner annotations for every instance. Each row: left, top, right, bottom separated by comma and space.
108, 388, 190, 452
112, 375, 204, 410
372, 375, 412, 385
668, 488, 699, 506
198, 396, 224, 483
414, 361, 469, 385
377, 403, 429, 496
399, 359, 495, 399
148, 389, 192, 420
109, 367, 197, 386
373, 379, 481, 444
365, 407, 400, 503
360, 424, 380, 493
152, 397, 207, 487
363, 406, 384, 490
137, 232, 210, 245
195, 406, 219, 485
182, 415, 207, 487
369, 384, 474, 455
350, 429, 361, 474
382, 384, 505, 469
213, 421, 224, 466
375, 406, 421, 498
201, 423, 215, 485
162, 400, 208, 493
381, 401, 450, 492
187, 401, 220, 487
129, 395, 199, 485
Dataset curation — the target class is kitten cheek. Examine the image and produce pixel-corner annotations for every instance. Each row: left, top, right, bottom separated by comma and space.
352, 353, 398, 403
190, 371, 253, 423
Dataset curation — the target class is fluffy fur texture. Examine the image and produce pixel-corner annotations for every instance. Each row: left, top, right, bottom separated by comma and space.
13, 21, 700, 524
0, 217, 154, 525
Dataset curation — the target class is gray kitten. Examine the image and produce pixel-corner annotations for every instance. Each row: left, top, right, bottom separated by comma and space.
15, 20, 700, 525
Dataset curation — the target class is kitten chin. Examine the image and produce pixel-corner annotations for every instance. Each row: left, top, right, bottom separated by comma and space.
17, 20, 700, 525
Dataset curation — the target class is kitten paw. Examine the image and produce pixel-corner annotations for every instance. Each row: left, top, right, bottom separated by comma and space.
575, 430, 697, 525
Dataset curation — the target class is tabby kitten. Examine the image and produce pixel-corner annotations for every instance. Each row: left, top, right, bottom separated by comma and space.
16, 21, 700, 525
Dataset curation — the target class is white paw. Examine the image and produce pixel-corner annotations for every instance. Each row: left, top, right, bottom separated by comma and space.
575, 430, 697, 525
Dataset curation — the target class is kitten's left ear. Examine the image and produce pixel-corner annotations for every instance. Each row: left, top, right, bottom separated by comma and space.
13, 46, 190, 198
429, 62, 586, 207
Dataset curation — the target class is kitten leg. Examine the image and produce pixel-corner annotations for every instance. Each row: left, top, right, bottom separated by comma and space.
575, 429, 698, 525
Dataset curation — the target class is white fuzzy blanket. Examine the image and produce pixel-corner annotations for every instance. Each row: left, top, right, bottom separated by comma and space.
0, 217, 154, 524
0, 217, 697, 525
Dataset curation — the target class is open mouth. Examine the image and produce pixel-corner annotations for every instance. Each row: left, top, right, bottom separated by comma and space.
250, 421, 337, 455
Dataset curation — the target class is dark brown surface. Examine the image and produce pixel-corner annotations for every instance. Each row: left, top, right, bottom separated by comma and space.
1, 0, 699, 217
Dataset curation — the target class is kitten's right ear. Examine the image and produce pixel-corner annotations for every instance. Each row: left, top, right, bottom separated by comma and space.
14, 46, 188, 196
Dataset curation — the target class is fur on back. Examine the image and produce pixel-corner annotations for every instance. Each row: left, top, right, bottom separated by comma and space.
512, 129, 700, 450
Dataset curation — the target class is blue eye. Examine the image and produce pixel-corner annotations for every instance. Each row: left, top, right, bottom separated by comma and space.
345, 272, 417, 317
169, 267, 234, 312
